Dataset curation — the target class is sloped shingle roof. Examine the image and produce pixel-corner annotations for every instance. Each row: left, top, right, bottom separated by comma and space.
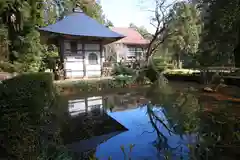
110, 27, 150, 45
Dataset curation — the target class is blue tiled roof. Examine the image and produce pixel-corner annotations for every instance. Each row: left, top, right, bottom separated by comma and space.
39, 12, 124, 39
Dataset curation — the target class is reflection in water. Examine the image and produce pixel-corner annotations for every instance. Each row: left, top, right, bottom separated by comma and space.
68, 96, 104, 116
60, 82, 240, 160
60, 96, 127, 146
96, 106, 194, 160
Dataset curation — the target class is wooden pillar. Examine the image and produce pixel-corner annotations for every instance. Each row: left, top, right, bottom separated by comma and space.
100, 41, 103, 77
59, 38, 66, 79
135, 47, 137, 60
85, 97, 88, 114
82, 43, 86, 77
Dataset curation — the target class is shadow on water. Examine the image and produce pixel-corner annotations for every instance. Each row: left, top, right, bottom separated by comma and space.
58, 82, 240, 160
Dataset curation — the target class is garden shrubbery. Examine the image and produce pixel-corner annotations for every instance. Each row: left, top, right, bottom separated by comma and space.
0, 61, 19, 73
56, 76, 150, 95
0, 73, 68, 159
153, 57, 171, 71
56, 78, 131, 93
111, 63, 136, 76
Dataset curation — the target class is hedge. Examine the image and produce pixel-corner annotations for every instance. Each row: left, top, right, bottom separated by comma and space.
0, 61, 19, 73
55, 76, 147, 95
0, 73, 61, 159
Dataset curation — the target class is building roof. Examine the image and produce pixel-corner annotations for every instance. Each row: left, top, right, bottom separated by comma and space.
39, 10, 124, 40
110, 27, 150, 45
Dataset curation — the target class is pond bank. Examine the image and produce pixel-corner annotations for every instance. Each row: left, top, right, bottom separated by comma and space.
165, 74, 240, 87
55, 78, 150, 96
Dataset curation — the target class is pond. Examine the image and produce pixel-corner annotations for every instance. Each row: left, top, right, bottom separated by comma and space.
59, 82, 240, 160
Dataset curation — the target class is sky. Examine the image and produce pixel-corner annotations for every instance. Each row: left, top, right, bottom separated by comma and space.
100, 0, 176, 33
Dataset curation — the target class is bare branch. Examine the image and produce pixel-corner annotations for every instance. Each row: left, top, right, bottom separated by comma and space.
104, 43, 129, 62
143, 0, 177, 60
150, 30, 177, 54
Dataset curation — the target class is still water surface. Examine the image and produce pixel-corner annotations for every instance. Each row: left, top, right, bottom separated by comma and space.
60, 82, 240, 160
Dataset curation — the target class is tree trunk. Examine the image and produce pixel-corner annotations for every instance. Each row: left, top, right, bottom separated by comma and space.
234, 45, 240, 68
176, 53, 181, 69
234, 27, 240, 68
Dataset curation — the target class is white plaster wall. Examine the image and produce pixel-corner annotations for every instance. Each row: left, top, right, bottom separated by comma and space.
65, 62, 83, 70
64, 57, 84, 70
63, 42, 103, 78
86, 71, 101, 77
65, 71, 84, 78
64, 55, 84, 78
85, 51, 101, 77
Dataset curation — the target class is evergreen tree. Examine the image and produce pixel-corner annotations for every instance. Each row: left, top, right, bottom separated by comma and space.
0, 0, 46, 71
198, 0, 240, 67
56, 0, 107, 24
164, 1, 201, 68
0, 0, 113, 72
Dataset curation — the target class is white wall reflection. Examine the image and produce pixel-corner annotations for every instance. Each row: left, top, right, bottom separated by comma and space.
68, 96, 103, 116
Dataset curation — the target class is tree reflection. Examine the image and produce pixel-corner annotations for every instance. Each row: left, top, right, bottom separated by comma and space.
145, 82, 240, 159
146, 103, 181, 159
98, 81, 239, 159
146, 82, 201, 135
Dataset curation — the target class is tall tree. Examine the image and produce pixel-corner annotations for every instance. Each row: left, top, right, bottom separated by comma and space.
105, 19, 114, 27
129, 23, 152, 40
57, 0, 106, 24
43, 0, 59, 25
198, 0, 240, 67
0, 23, 9, 61
0, 0, 46, 71
165, 1, 201, 68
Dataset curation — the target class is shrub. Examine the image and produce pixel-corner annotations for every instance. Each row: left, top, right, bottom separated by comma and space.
0, 61, 19, 73
153, 57, 168, 71
114, 75, 134, 86
0, 72, 58, 159
40, 44, 59, 72
111, 63, 135, 76
55, 76, 147, 95
143, 65, 161, 83
56, 79, 120, 93
166, 64, 175, 69
37, 145, 72, 160
16, 30, 44, 72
